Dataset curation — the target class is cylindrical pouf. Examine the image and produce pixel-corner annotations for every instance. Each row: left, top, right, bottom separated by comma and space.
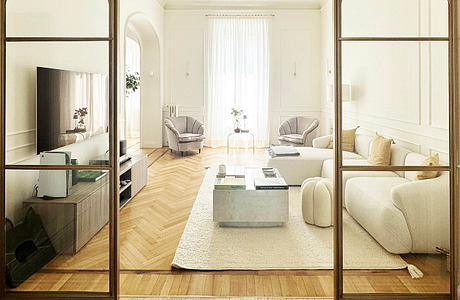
301, 177, 333, 227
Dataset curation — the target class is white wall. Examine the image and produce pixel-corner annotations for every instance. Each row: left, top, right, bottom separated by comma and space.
320, 0, 449, 162
120, 0, 165, 148
164, 10, 322, 145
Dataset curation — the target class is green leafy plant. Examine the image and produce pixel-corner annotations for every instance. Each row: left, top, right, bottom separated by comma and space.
126, 68, 140, 95
231, 108, 244, 132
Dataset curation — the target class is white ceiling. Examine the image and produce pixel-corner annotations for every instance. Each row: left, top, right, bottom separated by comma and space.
160, 0, 327, 10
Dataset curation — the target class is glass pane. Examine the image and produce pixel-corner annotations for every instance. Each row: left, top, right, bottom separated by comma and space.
6, 42, 110, 166
341, 171, 450, 294
5, 169, 111, 292
6, 0, 109, 37
339, 41, 449, 166
341, 0, 448, 37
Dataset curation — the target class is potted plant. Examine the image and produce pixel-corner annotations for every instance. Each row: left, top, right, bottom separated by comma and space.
74, 107, 88, 132
126, 68, 140, 95
231, 108, 244, 133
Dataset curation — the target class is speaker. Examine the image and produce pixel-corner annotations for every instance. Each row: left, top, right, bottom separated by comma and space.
120, 140, 127, 157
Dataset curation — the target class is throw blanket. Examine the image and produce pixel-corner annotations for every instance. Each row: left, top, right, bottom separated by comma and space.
267, 145, 300, 157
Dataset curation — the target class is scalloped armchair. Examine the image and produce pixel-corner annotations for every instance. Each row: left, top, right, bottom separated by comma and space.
278, 117, 319, 147
165, 116, 205, 156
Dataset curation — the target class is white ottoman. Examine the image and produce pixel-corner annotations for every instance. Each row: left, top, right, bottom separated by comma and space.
301, 177, 333, 227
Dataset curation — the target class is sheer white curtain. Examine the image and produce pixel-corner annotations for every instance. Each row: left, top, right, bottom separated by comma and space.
125, 37, 141, 138
206, 17, 270, 148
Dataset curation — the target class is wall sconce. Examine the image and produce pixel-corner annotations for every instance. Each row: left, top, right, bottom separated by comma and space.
185, 63, 190, 78
328, 83, 352, 102
293, 62, 297, 78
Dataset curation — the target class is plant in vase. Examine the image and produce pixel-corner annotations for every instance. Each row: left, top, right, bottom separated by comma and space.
74, 107, 88, 132
231, 108, 244, 133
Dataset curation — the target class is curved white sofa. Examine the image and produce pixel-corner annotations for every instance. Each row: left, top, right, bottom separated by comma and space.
266, 134, 450, 254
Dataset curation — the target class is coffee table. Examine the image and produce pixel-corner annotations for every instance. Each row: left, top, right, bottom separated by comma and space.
213, 167, 289, 227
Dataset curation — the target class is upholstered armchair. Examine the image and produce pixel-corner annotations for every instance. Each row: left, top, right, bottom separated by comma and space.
278, 117, 319, 147
164, 116, 205, 156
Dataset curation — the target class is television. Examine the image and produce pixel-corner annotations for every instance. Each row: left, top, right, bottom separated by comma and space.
36, 67, 109, 154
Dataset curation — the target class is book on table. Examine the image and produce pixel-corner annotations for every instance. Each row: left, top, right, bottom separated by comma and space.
254, 177, 288, 190
214, 177, 246, 190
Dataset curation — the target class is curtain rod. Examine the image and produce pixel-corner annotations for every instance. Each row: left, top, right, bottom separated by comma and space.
205, 14, 275, 17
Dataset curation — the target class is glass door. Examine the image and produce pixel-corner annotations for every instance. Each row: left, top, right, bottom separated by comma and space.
0, 0, 119, 299
333, 0, 456, 299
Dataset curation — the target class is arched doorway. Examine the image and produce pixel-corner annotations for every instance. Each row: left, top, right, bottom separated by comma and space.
123, 13, 162, 148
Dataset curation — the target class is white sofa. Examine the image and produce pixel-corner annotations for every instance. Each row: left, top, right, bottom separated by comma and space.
266, 134, 450, 254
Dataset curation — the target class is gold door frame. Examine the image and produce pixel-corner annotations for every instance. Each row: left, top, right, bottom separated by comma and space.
333, 0, 458, 299
0, 0, 120, 299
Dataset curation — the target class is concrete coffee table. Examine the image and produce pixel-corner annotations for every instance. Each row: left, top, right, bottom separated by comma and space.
213, 167, 289, 227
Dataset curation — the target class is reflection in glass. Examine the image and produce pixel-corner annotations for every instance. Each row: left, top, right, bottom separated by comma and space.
341, 0, 448, 37
342, 168, 450, 294
6, 0, 109, 37
36, 67, 109, 154
5, 169, 110, 292
6, 42, 109, 165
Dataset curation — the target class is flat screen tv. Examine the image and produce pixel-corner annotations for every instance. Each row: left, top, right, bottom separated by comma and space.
36, 67, 109, 154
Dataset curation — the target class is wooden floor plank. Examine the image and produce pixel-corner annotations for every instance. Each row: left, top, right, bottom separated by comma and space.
9, 147, 450, 297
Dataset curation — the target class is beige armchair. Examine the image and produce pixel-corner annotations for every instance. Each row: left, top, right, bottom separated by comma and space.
165, 116, 205, 156
278, 117, 319, 147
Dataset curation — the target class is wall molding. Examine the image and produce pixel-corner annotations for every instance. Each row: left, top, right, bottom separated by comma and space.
7, 128, 36, 137
7, 142, 35, 152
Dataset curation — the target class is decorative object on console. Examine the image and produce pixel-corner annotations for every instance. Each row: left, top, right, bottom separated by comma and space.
73, 107, 88, 132
278, 117, 319, 147
120, 139, 127, 157
368, 133, 394, 166
37, 151, 71, 198
327, 126, 359, 152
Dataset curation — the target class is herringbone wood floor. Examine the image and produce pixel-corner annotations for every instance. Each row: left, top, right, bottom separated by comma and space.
10, 142, 450, 296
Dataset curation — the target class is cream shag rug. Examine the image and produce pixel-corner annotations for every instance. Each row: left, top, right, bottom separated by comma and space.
172, 168, 411, 272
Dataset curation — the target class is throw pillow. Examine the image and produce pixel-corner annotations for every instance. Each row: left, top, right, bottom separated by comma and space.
327, 127, 359, 152
368, 133, 393, 166
415, 153, 441, 180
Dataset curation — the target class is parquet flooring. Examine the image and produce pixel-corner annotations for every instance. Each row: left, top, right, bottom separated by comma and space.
10, 146, 450, 297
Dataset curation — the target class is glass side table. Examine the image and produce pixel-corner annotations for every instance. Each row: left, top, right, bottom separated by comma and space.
227, 130, 255, 154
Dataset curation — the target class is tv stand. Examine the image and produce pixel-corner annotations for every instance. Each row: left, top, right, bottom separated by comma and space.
23, 154, 148, 255
119, 154, 147, 209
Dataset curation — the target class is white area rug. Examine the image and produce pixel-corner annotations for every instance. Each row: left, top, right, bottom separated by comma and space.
172, 168, 409, 271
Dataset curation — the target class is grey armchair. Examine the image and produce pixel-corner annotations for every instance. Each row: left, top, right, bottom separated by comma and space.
278, 117, 319, 147
165, 116, 205, 156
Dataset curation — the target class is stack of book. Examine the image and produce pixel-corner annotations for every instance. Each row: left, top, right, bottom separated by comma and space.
214, 177, 246, 190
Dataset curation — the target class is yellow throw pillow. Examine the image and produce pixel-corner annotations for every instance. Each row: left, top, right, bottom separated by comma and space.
327, 127, 359, 152
415, 153, 441, 180
368, 133, 393, 166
